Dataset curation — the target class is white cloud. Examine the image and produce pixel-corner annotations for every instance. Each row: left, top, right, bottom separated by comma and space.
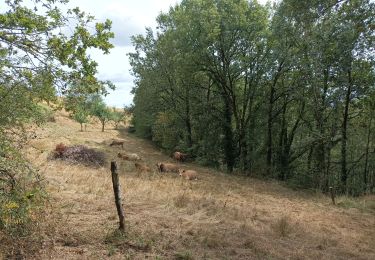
2, 0, 272, 107
69, 0, 271, 107
103, 83, 134, 108
106, 15, 144, 47
65, 0, 180, 107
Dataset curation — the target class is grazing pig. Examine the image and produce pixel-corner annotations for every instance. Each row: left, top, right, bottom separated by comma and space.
110, 140, 124, 149
117, 152, 129, 160
178, 169, 198, 180
156, 162, 180, 173
118, 152, 141, 161
128, 153, 141, 161
134, 162, 151, 172
173, 151, 188, 162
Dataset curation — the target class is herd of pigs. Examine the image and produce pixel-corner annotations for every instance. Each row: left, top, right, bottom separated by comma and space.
109, 140, 198, 180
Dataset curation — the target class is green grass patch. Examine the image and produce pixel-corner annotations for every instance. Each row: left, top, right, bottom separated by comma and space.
337, 197, 375, 213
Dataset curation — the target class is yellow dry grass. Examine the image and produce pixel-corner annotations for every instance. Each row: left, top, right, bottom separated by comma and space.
20, 110, 375, 259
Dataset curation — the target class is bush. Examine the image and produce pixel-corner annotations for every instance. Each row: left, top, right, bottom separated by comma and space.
51, 143, 106, 167
34, 104, 55, 123
287, 170, 314, 190
152, 112, 180, 151
0, 150, 46, 236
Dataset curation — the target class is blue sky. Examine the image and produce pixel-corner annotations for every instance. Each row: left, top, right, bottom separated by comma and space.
68, 0, 272, 108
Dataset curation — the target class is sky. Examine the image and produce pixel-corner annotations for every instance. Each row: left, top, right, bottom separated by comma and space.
66, 0, 270, 108
62, 0, 180, 108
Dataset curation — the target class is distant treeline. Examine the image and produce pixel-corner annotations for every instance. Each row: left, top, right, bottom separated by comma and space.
129, 0, 375, 195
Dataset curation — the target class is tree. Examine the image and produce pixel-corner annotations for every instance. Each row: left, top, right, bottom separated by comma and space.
129, 0, 375, 194
267, 0, 375, 193
130, 0, 270, 172
1, 0, 114, 134
111, 109, 125, 129
73, 107, 89, 132
0, 0, 114, 239
89, 95, 112, 132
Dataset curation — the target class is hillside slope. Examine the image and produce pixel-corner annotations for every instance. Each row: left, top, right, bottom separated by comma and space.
23, 111, 375, 259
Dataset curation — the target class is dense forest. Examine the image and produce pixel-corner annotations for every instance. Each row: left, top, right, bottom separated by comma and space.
129, 0, 375, 195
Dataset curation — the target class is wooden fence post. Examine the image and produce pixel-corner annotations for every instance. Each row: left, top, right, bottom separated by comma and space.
111, 161, 125, 231
329, 186, 336, 205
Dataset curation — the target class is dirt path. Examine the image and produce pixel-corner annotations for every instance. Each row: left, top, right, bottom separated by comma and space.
24, 112, 375, 259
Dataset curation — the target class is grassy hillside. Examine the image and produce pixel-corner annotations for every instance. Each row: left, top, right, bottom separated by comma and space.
17, 110, 375, 259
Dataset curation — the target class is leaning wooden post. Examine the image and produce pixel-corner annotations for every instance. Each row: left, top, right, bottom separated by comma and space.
329, 186, 336, 205
111, 161, 125, 231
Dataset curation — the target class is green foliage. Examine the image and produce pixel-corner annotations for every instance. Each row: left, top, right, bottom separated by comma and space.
286, 170, 314, 191
130, 0, 375, 195
34, 104, 56, 123
89, 95, 112, 132
73, 107, 89, 131
0, 0, 114, 241
0, 186, 45, 236
0, 139, 46, 236
152, 112, 180, 151
30, 69, 57, 105
111, 109, 125, 129
337, 197, 375, 213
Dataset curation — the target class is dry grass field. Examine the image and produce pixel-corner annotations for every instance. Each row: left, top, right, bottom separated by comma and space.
19, 110, 375, 259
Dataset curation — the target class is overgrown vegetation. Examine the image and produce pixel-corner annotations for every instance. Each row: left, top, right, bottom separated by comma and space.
129, 0, 375, 195
0, 151, 45, 235
0, 0, 114, 255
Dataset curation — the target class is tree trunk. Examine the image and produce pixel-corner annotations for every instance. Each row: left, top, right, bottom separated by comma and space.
267, 62, 283, 175
314, 141, 326, 190
239, 131, 248, 171
223, 97, 235, 173
363, 116, 372, 192
277, 101, 287, 180
185, 95, 193, 148
80, 123, 83, 132
101, 120, 105, 132
267, 83, 275, 175
312, 68, 329, 191
307, 145, 313, 172
323, 144, 331, 193
341, 69, 352, 193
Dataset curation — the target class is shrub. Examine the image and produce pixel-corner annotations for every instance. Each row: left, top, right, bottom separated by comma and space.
51, 144, 106, 167
0, 149, 46, 236
34, 104, 55, 123
152, 112, 180, 151
0, 122, 47, 257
